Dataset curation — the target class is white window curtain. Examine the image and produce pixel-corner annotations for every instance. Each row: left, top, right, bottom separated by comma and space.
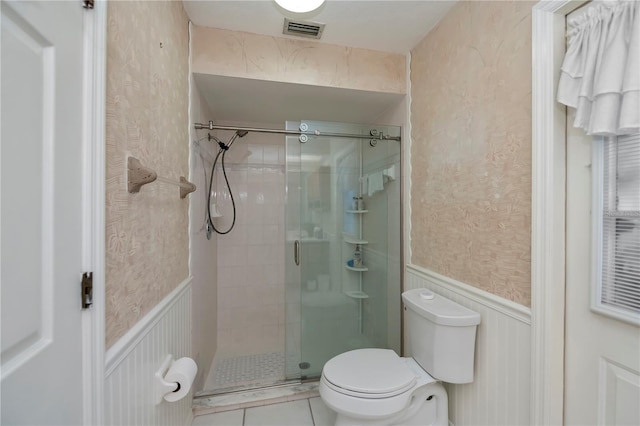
557, 1, 639, 136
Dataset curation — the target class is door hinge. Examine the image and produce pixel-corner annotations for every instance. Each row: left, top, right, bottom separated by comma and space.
81, 272, 93, 309
83, 0, 94, 10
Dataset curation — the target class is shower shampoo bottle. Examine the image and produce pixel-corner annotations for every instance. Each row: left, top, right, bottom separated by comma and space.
354, 245, 362, 267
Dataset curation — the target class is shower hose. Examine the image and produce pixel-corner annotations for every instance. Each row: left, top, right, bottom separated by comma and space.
207, 131, 247, 235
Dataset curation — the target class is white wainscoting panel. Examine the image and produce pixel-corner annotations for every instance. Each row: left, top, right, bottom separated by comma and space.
406, 265, 531, 426
104, 278, 193, 426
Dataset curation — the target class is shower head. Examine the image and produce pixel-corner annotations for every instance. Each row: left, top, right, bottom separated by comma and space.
209, 130, 248, 151
226, 130, 248, 148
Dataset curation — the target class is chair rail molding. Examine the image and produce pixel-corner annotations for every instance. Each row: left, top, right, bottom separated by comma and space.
531, 1, 587, 425
105, 277, 192, 373
406, 264, 531, 324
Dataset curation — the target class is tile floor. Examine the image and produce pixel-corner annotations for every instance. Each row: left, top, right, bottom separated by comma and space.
192, 397, 336, 426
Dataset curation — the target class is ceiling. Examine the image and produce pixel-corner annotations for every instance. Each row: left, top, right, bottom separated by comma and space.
182, 1, 456, 54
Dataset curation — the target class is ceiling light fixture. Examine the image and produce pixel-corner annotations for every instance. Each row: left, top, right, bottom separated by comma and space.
274, 0, 325, 14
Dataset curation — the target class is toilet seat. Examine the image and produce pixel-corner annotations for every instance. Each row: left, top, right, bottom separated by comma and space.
321, 349, 417, 398
319, 350, 441, 422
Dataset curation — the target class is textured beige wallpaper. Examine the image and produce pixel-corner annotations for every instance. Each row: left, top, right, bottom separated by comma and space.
191, 26, 406, 94
410, 1, 533, 306
105, 0, 190, 348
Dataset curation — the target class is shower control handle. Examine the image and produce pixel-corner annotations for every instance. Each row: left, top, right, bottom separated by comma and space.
294, 240, 300, 266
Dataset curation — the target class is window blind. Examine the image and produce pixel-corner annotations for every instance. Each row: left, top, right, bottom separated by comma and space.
601, 133, 640, 314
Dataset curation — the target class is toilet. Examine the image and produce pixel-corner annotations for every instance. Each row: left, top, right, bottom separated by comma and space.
319, 288, 481, 426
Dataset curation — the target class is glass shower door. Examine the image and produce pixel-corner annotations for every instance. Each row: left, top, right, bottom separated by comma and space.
284, 120, 401, 380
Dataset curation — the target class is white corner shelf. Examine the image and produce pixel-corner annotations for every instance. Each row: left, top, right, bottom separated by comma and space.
345, 290, 369, 299
346, 210, 369, 214
344, 237, 368, 245
345, 265, 369, 272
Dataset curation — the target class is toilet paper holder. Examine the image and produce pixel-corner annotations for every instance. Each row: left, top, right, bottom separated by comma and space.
155, 355, 180, 405
154, 355, 182, 405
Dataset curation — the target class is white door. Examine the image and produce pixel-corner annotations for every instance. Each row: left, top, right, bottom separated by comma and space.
1, 1, 86, 424
564, 106, 640, 424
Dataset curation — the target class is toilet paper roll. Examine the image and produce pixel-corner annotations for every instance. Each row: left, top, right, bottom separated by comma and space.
163, 357, 198, 402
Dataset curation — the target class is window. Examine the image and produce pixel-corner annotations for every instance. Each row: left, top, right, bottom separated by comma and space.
593, 133, 640, 325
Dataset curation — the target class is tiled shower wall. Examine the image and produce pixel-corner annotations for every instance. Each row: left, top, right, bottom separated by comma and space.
190, 82, 218, 391
213, 123, 286, 358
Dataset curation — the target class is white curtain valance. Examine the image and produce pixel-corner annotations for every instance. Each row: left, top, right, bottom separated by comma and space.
557, 1, 639, 136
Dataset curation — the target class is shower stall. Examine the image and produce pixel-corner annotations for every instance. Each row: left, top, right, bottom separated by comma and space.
198, 119, 401, 394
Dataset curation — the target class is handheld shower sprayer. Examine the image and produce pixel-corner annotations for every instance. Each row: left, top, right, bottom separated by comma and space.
206, 129, 249, 235
209, 130, 248, 150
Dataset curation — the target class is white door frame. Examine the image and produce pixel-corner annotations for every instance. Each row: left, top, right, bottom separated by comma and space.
530, 1, 587, 424
80, 0, 106, 424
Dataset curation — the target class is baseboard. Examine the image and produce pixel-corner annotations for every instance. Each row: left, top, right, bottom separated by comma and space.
105, 276, 193, 375
406, 264, 531, 324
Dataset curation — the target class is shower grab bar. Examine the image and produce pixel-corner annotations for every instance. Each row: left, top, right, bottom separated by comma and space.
294, 240, 300, 266
194, 121, 401, 142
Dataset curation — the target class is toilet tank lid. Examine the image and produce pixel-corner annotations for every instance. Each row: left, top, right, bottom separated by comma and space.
402, 289, 481, 326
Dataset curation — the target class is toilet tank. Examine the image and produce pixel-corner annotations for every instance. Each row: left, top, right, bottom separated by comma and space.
402, 288, 481, 384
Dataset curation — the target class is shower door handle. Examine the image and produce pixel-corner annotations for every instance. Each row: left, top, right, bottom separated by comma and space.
294, 240, 300, 266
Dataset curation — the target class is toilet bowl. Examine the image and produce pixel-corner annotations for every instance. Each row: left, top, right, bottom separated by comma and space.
319, 289, 481, 426
319, 349, 448, 426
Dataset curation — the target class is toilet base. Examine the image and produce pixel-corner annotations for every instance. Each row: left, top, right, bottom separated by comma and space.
332, 382, 448, 426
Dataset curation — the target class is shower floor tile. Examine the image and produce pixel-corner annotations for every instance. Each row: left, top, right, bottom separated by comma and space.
209, 352, 286, 391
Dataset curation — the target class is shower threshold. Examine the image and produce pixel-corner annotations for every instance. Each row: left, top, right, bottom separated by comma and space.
195, 377, 302, 398
193, 380, 320, 416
